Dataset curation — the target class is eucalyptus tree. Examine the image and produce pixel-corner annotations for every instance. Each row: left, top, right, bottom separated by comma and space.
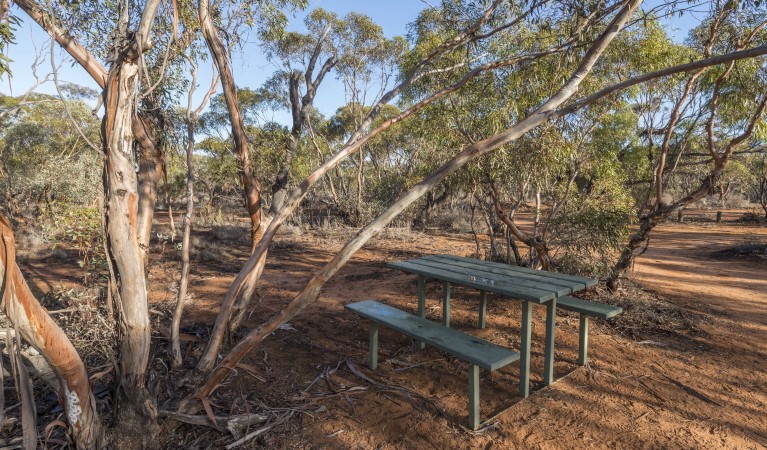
4, 0, 265, 444
260, 8, 340, 215
259, 10, 408, 218
608, 4, 767, 288
399, 3, 643, 270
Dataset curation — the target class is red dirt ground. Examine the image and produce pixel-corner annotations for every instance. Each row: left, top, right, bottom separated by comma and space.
17, 210, 767, 449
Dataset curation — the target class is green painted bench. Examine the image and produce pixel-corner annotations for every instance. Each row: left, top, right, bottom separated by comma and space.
345, 300, 519, 430
556, 296, 623, 366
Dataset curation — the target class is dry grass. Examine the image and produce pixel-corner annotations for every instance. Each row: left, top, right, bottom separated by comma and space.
39, 288, 118, 369
579, 281, 703, 343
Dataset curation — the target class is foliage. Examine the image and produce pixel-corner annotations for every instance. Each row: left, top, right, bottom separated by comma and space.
0, 93, 101, 216
50, 206, 107, 286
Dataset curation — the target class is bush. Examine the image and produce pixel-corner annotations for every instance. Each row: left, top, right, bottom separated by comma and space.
50, 206, 107, 286
550, 206, 632, 277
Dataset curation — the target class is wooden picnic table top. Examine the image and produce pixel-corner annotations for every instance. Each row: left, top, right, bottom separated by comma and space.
387, 254, 598, 303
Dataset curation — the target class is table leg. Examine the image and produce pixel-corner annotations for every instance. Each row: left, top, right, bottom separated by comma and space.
369, 322, 379, 370
478, 290, 487, 329
417, 275, 426, 350
468, 364, 480, 430
442, 281, 451, 327
519, 301, 532, 398
543, 297, 557, 385
578, 315, 589, 366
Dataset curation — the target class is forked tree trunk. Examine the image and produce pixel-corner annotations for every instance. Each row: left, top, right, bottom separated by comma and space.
489, 182, 550, 269
0, 215, 104, 449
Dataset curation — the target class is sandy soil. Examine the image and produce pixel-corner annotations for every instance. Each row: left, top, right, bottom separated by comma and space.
14, 210, 767, 449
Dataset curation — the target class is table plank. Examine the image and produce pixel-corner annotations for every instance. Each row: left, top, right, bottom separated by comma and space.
433, 254, 598, 288
419, 255, 583, 293
402, 258, 575, 297
387, 260, 555, 302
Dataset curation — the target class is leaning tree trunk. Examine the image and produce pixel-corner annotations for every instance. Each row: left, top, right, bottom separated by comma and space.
196, 0, 268, 373
198, 0, 263, 251
1, 215, 104, 449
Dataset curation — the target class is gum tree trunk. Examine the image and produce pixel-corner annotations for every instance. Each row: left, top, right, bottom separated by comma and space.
102, 57, 156, 422
134, 115, 162, 263
196, 0, 267, 373
100, 0, 162, 424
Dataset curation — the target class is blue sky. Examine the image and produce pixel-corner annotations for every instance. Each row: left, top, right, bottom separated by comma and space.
1, 0, 427, 124
2, 0, 698, 125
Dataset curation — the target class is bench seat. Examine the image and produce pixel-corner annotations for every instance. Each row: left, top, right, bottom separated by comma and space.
345, 300, 519, 429
556, 296, 622, 365
557, 296, 623, 319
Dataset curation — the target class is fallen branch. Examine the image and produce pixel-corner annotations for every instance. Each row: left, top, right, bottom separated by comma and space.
224, 412, 294, 449
159, 410, 270, 438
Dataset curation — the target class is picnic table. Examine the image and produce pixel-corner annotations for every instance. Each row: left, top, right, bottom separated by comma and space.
387, 254, 598, 398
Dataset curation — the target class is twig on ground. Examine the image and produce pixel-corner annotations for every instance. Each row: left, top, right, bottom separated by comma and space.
638, 378, 667, 402
224, 412, 293, 449
659, 374, 722, 407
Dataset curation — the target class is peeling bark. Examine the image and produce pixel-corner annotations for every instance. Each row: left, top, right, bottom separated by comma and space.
103, 59, 156, 421
133, 115, 163, 263
100, 0, 162, 423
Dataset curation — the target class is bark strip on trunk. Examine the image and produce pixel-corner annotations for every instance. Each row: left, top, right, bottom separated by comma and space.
1, 215, 104, 449
133, 114, 162, 262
